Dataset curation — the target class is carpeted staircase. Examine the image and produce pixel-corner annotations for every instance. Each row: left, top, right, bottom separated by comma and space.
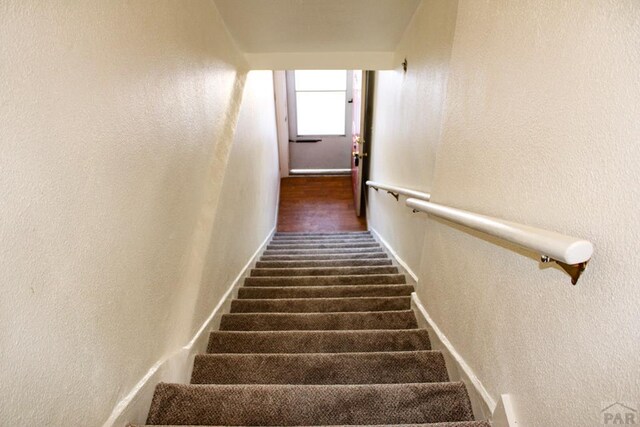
144, 231, 489, 426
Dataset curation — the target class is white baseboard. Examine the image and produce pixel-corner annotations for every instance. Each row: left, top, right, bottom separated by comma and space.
411, 292, 497, 422
102, 226, 275, 427
493, 394, 520, 427
369, 227, 419, 283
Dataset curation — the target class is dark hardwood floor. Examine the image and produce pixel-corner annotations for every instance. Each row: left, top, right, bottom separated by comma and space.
277, 176, 367, 232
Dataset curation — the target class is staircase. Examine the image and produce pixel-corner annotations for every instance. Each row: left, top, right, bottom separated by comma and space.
144, 231, 489, 426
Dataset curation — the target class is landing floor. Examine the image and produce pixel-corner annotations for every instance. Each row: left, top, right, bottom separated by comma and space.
277, 176, 367, 232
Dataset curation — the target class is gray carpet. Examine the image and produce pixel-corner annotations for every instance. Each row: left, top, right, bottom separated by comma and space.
144, 232, 487, 426
238, 284, 414, 299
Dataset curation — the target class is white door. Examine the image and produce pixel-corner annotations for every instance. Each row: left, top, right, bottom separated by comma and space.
286, 70, 353, 173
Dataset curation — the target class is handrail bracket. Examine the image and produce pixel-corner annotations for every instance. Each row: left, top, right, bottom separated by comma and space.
387, 191, 400, 201
541, 256, 589, 285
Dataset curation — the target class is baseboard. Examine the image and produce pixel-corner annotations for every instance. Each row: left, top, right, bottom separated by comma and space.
369, 227, 419, 283
411, 292, 496, 422
102, 226, 275, 427
493, 394, 520, 426
274, 175, 281, 230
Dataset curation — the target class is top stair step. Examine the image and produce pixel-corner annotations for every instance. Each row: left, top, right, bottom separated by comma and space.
274, 231, 371, 237
271, 236, 376, 242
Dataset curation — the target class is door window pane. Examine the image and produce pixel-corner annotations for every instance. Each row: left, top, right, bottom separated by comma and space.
296, 92, 346, 136
294, 70, 347, 136
295, 70, 347, 91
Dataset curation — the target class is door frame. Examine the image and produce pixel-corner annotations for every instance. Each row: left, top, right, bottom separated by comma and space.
285, 70, 354, 172
358, 71, 375, 215
273, 71, 290, 177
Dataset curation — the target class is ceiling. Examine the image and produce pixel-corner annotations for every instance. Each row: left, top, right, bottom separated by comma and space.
213, 0, 421, 69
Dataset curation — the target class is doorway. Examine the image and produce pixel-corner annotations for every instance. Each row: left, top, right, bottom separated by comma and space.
274, 69, 373, 222
286, 70, 354, 174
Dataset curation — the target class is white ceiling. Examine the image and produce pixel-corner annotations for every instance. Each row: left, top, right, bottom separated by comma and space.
214, 0, 421, 69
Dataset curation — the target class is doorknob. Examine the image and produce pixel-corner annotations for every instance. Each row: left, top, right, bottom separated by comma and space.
352, 151, 368, 157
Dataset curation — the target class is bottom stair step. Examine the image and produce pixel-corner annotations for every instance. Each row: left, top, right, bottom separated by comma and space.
207, 329, 432, 353
191, 350, 449, 384
138, 423, 490, 427
146, 382, 475, 425
219, 310, 418, 331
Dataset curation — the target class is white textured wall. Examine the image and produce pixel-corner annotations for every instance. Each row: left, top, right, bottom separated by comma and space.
369, 0, 640, 425
0, 1, 278, 425
192, 69, 280, 343
368, 0, 458, 273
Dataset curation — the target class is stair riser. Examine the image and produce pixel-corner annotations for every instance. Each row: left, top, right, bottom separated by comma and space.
230, 297, 411, 313
146, 382, 474, 425
207, 329, 432, 353
275, 232, 371, 235
260, 253, 388, 261
244, 274, 406, 287
250, 266, 398, 277
238, 285, 414, 299
255, 259, 393, 268
191, 351, 448, 384
219, 311, 418, 331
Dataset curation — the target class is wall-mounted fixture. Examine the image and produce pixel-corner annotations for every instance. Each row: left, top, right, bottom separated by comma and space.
402, 58, 408, 73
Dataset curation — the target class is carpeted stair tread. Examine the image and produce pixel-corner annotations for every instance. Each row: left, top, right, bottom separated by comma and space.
145, 232, 482, 426
230, 296, 411, 313
273, 231, 371, 239
267, 242, 381, 250
270, 237, 377, 244
268, 236, 379, 245
263, 247, 385, 255
271, 235, 373, 241
191, 350, 449, 384
219, 310, 418, 331
207, 329, 432, 353
146, 382, 474, 425
260, 252, 388, 261
255, 258, 393, 268
244, 274, 406, 287
207, 329, 431, 353
138, 423, 490, 427
272, 234, 373, 239
250, 265, 398, 277
238, 284, 415, 299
